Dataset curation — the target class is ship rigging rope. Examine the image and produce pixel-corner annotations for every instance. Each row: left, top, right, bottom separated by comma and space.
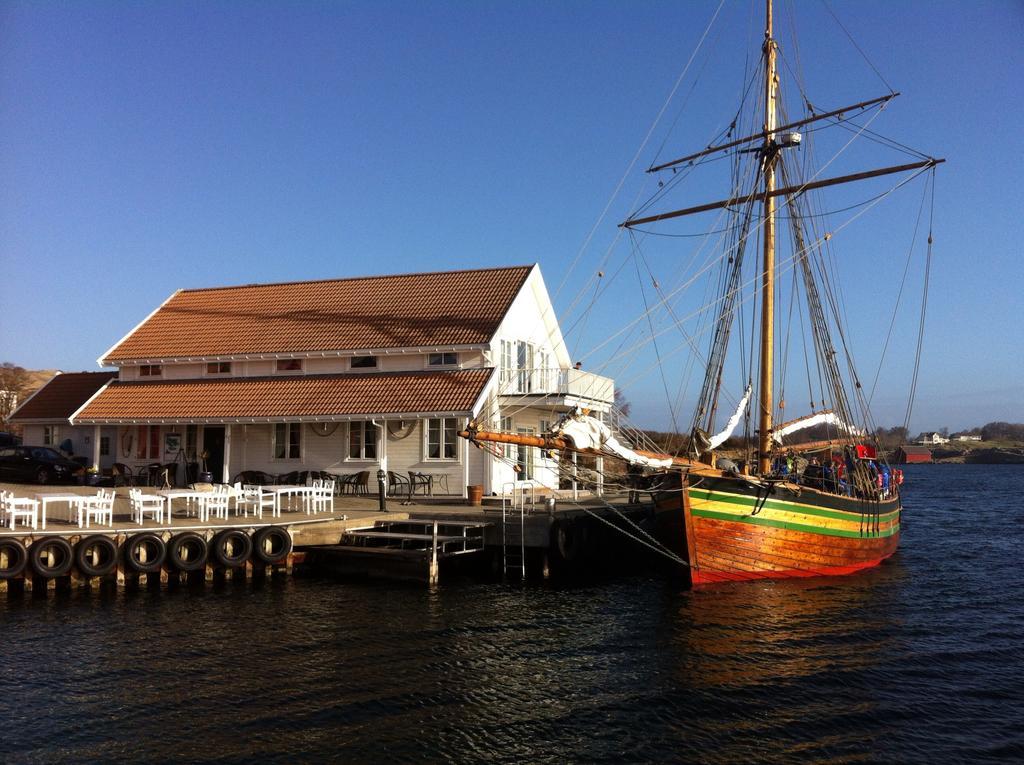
631, 236, 683, 435
553, 0, 726, 311
902, 169, 936, 434
867, 172, 932, 406
577, 502, 689, 568
819, 0, 896, 94
581, 104, 891, 369
583, 163, 931, 390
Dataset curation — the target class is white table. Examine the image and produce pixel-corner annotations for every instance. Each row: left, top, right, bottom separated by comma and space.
261, 485, 317, 516
156, 489, 214, 521
34, 492, 89, 529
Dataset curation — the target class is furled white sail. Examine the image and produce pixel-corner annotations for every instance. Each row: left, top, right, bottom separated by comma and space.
707, 384, 752, 450
771, 411, 862, 442
557, 411, 673, 469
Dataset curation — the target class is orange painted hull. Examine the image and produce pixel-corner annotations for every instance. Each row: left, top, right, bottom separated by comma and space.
654, 474, 902, 585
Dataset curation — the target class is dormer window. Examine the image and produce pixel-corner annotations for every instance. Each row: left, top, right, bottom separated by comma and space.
351, 356, 378, 369
428, 352, 458, 367
276, 359, 303, 372
139, 364, 162, 377
207, 362, 231, 375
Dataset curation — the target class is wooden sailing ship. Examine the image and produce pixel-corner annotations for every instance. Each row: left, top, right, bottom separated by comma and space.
462, 0, 940, 584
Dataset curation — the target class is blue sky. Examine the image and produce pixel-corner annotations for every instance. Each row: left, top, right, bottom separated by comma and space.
1, 0, 1021, 433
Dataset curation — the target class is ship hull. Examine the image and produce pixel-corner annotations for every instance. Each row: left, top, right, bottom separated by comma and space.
679, 475, 900, 585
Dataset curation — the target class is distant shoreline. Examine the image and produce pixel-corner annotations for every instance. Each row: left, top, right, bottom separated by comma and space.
918, 446, 1024, 465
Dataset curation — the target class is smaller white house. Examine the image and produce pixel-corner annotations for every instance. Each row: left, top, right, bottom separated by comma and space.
7, 371, 119, 468
955, 434, 982, 442
917, 432, 950, 445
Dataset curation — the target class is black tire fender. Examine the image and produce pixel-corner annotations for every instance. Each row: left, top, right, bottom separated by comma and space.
168, 532, 209, 572
124, 532, 167, 574
552, 518, 587, 563
0, 538, 29, 579
74, 535, 119, 578
211, 529, 252, 568
251, 526, 293, 565
29, 537, 75, 578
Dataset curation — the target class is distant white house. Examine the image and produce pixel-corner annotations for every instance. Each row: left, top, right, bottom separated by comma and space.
955, 434, 982, 442
917, 432, 950, 445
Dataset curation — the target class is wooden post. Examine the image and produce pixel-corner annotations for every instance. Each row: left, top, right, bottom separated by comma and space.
92, 425, 102, 472
428, 521, 439, 586
462, 416, 470, 499
223, 426, 232, 485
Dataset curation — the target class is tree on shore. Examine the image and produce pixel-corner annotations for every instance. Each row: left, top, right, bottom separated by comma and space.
0, 362, 30, 421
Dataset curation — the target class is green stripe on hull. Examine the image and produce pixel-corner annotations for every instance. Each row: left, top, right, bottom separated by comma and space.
690, 507, 900, 539
687, 486, 900, 524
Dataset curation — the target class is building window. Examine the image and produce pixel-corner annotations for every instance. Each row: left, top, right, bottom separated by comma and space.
99, 436, 110, 457
136, 425, 161, 459
206, 361, 231, 375
348, 422, 378, 460
273, 423, 301, 460
500, 416, 514, 459
537, 350, 551, 390
428, 352, 457, 367
43, 426, 58, 445
276, 359, 303, 372
351, 356, 378, 369
139, 364, 162, 377
500, 340, 513, 386
516, 341, 534, 392
426, 417, 458, 460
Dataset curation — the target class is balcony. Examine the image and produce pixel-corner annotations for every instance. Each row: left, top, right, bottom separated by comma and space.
498, 367, 614, 409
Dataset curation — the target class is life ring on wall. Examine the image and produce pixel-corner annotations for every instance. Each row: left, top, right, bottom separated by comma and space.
0, 539, 29, 579
124, 533, 167, 574
75, 535, 119, 578
387, 420, 415, 440
29, 538, 75, 578
252, 526, 293, 564
308, 422, 340, 437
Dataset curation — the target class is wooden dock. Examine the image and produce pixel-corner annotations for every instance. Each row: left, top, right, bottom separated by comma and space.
1, 483, 667, 592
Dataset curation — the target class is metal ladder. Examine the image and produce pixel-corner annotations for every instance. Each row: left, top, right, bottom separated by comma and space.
501, 481, 536, 579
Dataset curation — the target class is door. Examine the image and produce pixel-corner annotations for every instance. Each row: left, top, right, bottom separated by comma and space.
203, 426, 225, 483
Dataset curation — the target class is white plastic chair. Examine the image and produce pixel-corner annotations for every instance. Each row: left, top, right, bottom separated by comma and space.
203, 484, 230, 522
1, 491, 40, 531
83, 489, 115, 528
129, 488, 164, 525
236, 484, 274, 519
313, 480, 335, 514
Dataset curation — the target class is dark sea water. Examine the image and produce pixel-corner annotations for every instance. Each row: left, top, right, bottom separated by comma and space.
2, 464, 1023, 764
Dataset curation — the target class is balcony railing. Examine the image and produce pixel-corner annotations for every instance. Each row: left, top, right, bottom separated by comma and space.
498, 367, 614, 404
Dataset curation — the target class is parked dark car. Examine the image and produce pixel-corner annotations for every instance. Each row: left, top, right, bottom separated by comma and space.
0, 445, 82, 485
0, 432, 22, 448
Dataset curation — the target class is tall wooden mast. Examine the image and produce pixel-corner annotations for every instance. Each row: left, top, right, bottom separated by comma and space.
757, 0, 778, 475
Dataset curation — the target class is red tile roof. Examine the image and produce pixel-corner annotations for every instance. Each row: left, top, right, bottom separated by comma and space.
73, 369, 493, 423
102, 265, 533, 363
8, 372, 117, 422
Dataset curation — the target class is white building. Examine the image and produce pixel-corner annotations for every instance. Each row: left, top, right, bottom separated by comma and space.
11, 265, 613, 495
